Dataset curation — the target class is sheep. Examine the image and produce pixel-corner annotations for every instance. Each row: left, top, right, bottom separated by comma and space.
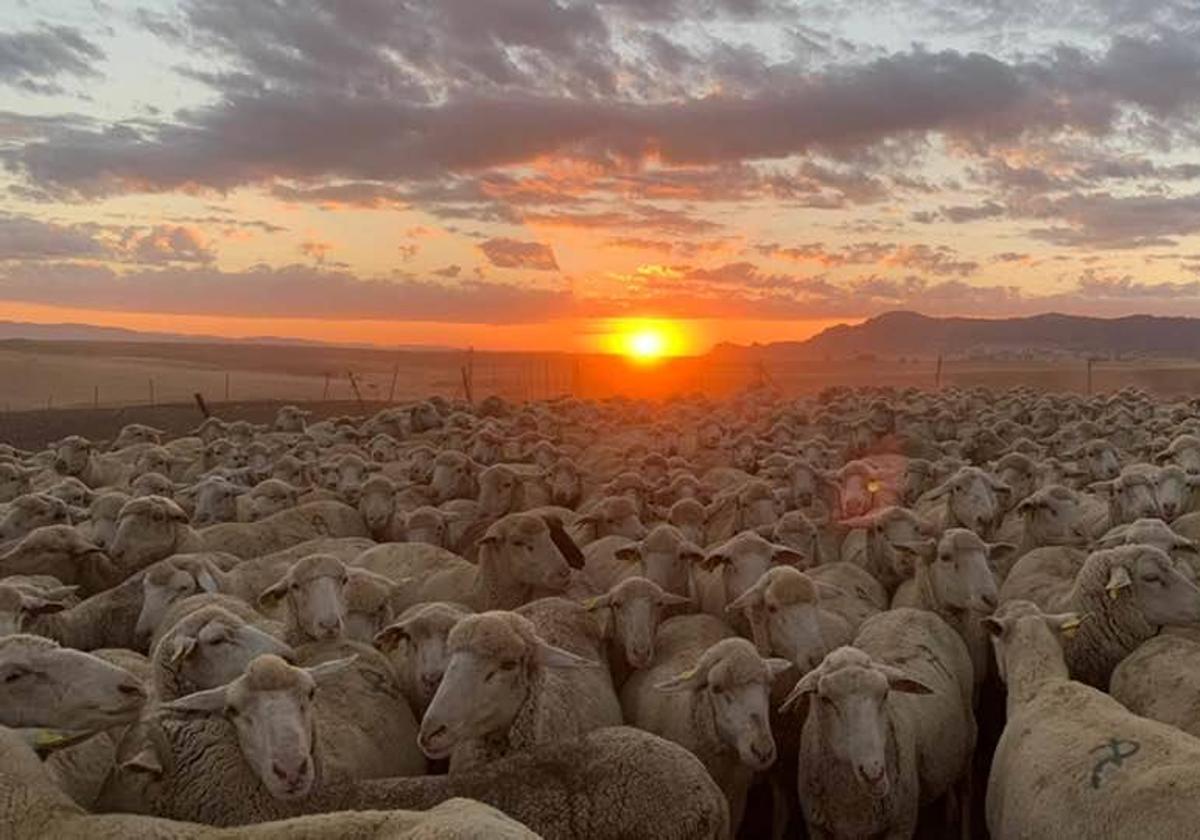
1, 727, 541, 839
1109, 634, 1200, 738
580, 523, 704, 598
0, 576, 78, 635
109, 496, 368, 570
403, 506, 452, 547
694, 531, 807, 620
368, 513, 586, 613
240, 478, 302, 522
133, 552, 243, 643
570, 496, 647, 546
257, 554, 356, 645
724, 566, 856, 673
665, 497, 707, 546
890, 528, 1007, 694
477, 463, 552, 517
51, 436, 130, 488
374, 602, 474, 716
771, 511, 824, 566
429, 451, 480, 503
620, 614, 789, 832
916, 465, 1011, 537
1089, 470, 1162, 526
179, 475, 248, 527
983, 599, 1200, 839
0, 462, 39, 503
151, 604, 297, 700
1000, 544, 1200, 687
585, 576, 692, 678
43, 476, 95, 509
79, 490, 129, 549
160, 647, 423, 802
130, 471, 176, 498
839, 506, 934, 594
418, 603, 622, 772
0, 525, 116, 596
781, 608, 976, 840
704, 479, 780, 545
0, 493, 75, 542
994, 484, 1096, 561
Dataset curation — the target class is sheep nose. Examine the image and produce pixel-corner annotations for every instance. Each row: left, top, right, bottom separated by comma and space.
752, 742, 775, 766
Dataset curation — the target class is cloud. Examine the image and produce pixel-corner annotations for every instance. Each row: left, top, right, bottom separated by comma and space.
1026, 191, 1200, 248
299, 239, 333, 264
0, 213, 106, 260
0, 261, 572, 323
0, 25, 104, 94
478, 237, 559, 270
119, 225, 215, 264
759, 241, 979, 275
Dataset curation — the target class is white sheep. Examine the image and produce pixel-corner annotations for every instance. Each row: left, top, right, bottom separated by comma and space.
781, 608, 976, 840
374, 601, 474, 716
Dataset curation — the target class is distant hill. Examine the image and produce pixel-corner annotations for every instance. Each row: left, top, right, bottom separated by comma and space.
0, 320, 452, 351
715, 311, 1200, 360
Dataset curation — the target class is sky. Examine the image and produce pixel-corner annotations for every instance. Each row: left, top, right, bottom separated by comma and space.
2, 1, 1200, 354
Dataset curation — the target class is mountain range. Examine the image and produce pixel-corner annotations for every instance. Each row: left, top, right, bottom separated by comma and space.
718, 311, 1200, 360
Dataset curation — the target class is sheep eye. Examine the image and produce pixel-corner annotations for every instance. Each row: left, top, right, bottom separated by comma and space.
1143, 574, 1162, 584
2, 668, 28, 684
307, 688, 316, 701
225, 706, 239, 718
767, 605, 778, 614
340, 576, 349, 586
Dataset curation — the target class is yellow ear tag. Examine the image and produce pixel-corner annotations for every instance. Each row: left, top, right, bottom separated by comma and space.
1107, 587, 1121, 601
33, 730, 66, 748
867, 480, 881, 494
1060, 618, 1082, 640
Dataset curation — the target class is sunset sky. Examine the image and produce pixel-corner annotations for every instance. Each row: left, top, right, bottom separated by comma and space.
2, 1, 1200, 353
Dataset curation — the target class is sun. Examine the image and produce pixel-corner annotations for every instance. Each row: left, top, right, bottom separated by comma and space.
628, 329, 666, 360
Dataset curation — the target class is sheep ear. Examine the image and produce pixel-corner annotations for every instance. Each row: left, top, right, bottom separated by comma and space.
196, 566, 219, 593
614, 545, 641, 564
987, 542, 1018, 566
164, 686, 228, 715
726, 585, 764, 614
1105, 565, 1133, 600
583, 593, 613, 611
771, 547, 807, 567
765, 658, 793, 681
981, 616, 1005, 638
169, 635, 198, 664
535, 641, 597, 669
372, 624, 408, 652
543, 514, 584, 570
1088, 481, 1116, 498
779, 668, 821, 713
19, 592, 69, 616
306, 655, 357, 682
120, 745, 164, 776
257, 576, 291, 608
657, 591, 692, 608
654, 666, 706, 693
1047, 612, 1086, 641
876, 664, 934, 695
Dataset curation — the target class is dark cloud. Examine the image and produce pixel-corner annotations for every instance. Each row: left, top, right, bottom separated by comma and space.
119, 225, 215, 264
478, 238, 559, 271
0, 213, 106, 260
0, 25, 104, 94
1026, 191, 1200, 248
758, 241, 979, 276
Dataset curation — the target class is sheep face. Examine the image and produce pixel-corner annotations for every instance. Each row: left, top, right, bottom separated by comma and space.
1152, 467, 1197, 522
404, 507, 448, 547
783, 648, 932, 798
656, 638, 784, 771
545, 460, 582, 507
982, 600, 1079, 686
271, 456, 309, 487
1075, 440, 1122, 482
405, 447, 437, 483
133, 447, 173, 479
1112, 548, 1200, 627
357, 477, 397, 536
430, 453, 479, 503
727, 568, 829, 672
0, 464, 35, 503
166, 655, 353, 801
53, 437, 92, 477
109, 497, 189, 571
1016, 486, 1091, 546
131, 472, 174, 499
1092, 475, 1162, 525
479, 515, 574, 592
330, 455, 373, 503
183, 480, 242, 525
115, 424, 164, 448
87, 492, 129, 549
45, 477, 93, 508
667, 499, 706, 547
260, 555, 349, 642
0, 635, 146, 731
467, 435, 502, 466
478, 465, 521, 517
247, 480, 298, 521
0, 494, 72, 542
591, 577, 689, 669
772, 513, 819, 565
928, 468, 1009, 536
418, 612, 592, 759
619, 525, 703, 599
0, 584, 73, 636
165, 613, 296, 693
703, 533, 805, 607
367, 434, 402, 464
831, 465, 878, 519
136, 559, 221, 642
921, 529, 1001, 613
581, 497, 647, 541
375, 603, 470, 713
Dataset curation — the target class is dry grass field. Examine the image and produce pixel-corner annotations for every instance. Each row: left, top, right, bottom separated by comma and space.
3, 338, 1200, 450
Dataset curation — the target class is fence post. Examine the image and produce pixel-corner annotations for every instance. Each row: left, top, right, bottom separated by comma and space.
935, 355, 943, 390
93, 385, 99, 409
322, 373, 330, 401
148, 378, 156, 406
193, 392, 211, 418
1087, 358, 1094, 395
347, 371, 365, 412
225, 372, 231, 402
388, 360, 400, 402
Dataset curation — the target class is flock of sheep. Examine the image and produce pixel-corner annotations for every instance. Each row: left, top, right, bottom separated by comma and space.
4, 386, 1200, 838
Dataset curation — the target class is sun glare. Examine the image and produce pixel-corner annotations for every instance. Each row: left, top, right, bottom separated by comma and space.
629, 329, 666, 360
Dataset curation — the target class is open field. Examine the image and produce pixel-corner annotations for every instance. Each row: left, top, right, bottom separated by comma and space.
4, 340, 1200, 419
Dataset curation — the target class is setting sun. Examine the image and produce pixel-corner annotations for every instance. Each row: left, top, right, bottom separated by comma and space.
629, 329, 666, 360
